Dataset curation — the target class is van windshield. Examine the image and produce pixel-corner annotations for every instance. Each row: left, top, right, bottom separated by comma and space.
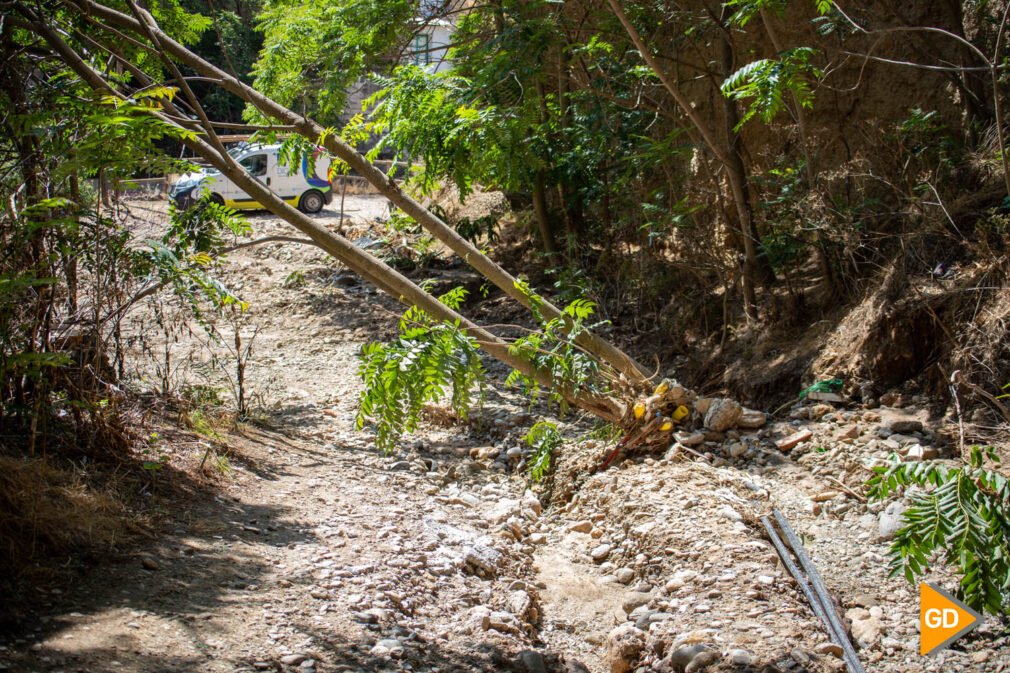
205, 146, 248, 176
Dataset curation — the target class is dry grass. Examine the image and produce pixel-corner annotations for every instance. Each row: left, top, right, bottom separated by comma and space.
0, 455, 130, 587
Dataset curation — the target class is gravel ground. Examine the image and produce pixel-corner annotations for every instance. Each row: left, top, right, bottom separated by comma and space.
1, 197, 1007, 673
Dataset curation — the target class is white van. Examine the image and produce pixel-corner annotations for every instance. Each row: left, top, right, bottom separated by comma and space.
170, 143, 333, 213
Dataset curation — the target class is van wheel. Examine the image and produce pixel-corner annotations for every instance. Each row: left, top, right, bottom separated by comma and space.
209, 193, 224, 206
299, 190, 325, 214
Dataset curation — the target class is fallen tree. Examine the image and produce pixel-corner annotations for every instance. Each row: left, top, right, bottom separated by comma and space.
10, 0, 713, 456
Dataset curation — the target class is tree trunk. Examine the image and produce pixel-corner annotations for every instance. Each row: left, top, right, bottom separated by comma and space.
532, 171, 558, 256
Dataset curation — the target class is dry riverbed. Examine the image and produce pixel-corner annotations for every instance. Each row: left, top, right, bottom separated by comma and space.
1, 197, 1007, 673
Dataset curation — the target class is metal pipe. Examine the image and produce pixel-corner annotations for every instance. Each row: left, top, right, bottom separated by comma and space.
760, 515, 841, 646
773, 509, 866, 673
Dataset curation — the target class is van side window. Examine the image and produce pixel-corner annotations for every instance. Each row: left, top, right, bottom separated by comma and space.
240, 154, 267, 177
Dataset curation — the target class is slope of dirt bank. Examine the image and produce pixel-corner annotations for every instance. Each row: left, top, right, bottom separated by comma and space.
1, 197, 1008, 673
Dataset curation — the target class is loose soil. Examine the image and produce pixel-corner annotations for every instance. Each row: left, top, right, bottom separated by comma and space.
1, 198, 1007, 673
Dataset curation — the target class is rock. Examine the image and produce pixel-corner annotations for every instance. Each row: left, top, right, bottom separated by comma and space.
140, 556, 160, 571
485, 498, 521, 524
506, 447, 524, 462
809, 403, 834, 419
704, 399, 742, 432
837, 425, 860, 440
370, 638, 404, 657
467, 606, 491, 632
725, 649, 753, 666
522, 490, 542, 515
685, 651, 719, 672
488, 610, 523, 635
508, 590, 532, 620
615, 568, 635, 584
280, 654, 308, 666
606, 624, 646, 673
737, 409, 767, 429
693, 398, 714, 416
590, 544, 612, 562
904, 444, 938, 461
971, 651, 990, 664
889, 420, 923, 434
568, 520, 593, 534
776, 429, 813, 452
662, 644, 709, 673
814, 643, 844, 658
846, 606, 883, 648
621, 592, 653, 614
878, 502, 907, 541
676, 431, 706, 447
463, 545, 503, 577
389, 461, 412, 471
727, 442, 748, 458
716, 505, 742, 522
517, 650, 548, 673
879, 392, 900, 406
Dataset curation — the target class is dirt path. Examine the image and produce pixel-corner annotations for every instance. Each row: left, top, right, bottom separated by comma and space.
2, 198, 1008, 673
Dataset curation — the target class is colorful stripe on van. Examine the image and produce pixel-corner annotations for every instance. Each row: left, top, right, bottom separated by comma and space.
302, 148, 332, 191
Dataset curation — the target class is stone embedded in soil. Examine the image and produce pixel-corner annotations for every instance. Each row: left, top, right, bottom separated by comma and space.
488, 610, 523, 635
615, 567, 635, 584
815, 642, 844, 658
590, 543, 612, 562
606, 624, 646, 673
370, 638, 404, 657
889, 420, 923, 434
462, 545, 502, 577
517, 649, 548, 673
685, 650, 719, 671
878, 502, 907, 541
621, 592, 653, 614
726, 649, 754, 666
846, 606, 884, 648
776, 429, 813, 451
675, 431, 706, 447
280, 654, 307, 665
703, 399, 742, 432
140, 556, 160, 571
661, 644, 709, 673
568, 520, 593, 534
